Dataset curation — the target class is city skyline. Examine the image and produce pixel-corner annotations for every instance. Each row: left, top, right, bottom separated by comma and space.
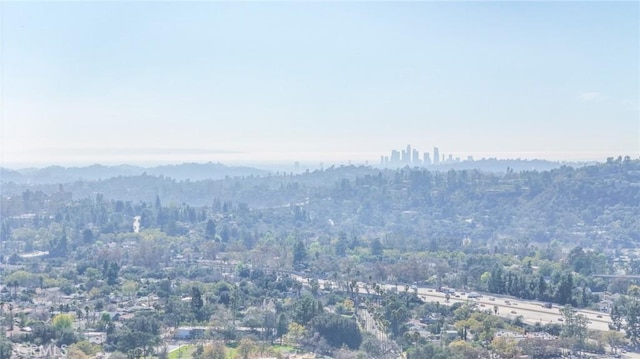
381, 145, 473, 167
1, 2, 638, 167
0, 145, 628, 170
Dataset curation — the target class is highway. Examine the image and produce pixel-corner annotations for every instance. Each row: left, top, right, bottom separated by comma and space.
403, 286, 612, 332
294, 275, 612, 332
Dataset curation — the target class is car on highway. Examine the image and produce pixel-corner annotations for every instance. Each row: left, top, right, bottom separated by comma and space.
596, 315, 603, 318
510, 310, 517, 314
557, 318, 564, 322
468, 292, 482, 299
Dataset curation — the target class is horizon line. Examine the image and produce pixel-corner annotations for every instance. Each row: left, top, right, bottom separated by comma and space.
1, 155, 635, 171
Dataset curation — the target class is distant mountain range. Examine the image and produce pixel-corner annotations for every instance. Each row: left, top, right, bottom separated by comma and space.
0, 158, 596, 185
0, 162, 270, 184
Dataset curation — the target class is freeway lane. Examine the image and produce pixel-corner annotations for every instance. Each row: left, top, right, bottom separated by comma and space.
402, 286, 612, 331
294, 275, 612, 332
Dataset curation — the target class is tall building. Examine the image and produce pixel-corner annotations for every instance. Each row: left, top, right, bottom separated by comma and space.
423, 152, 431, 165
406, 145, 412, 164
412, 149, 420, 165
433, 147, 440, 165
391, 150, 400, 164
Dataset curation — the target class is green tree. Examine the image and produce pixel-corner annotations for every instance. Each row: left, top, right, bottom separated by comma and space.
603, 331, 626, 354
52, 313, 74, 330
370, 238, 383, 257
310, 313, 362, 349
622, 297, 640, 346
277, 313, 289, 343
293, 240, 307, 269
82, 228, 94, 244
560, 305, 589, 350
109, 314, 161, 356
335, 232, 348, 257
611, 302, 624, 331
202, 343, 226, 359
0, 338, 12, 359
237, 338, 257, 359
105, 261, 120, 285
291, 295, 323, 325
489, 265, 505, 294
205, 219, 216, 240
190, 287, 204, 319
491, 337, 520, 359
555, 272, 574, 305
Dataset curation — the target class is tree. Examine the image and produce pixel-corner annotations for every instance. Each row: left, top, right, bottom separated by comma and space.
52, 313, 78, 346
201, 343, 226, 359
82, 228, 94, 244
310, 313, 362, 350
361, 334, 384, 358
81, 306, 90, 327
491, 337, 520, 359
205, 219, 216, 240
287, 322, 306, 344
622, 297, 640, 346
335, 232, 347, 257
66, 346, 90, 359
611, 302, 624, 331
603, 331, 626, 354
489, 265, 505, 294
0, 221, 10, 242
0, 338, 12, 359
49, 232, 69, 257
52, 313, 74, 331
555, 273, 574, 305
237, 338, 257, 359
109, 314, 161, 356
291, 295, 323, 325
370, 238, 383, 257
560, 305, 589, 350
190, 287, 204, 320
449, 340, 482, 359
309, 278, 320, 296
121, 280, 139, 300
293, 240, 307, 269
536, 274, 547, 301
276, 313, 289, 344
105, 261, 120, 285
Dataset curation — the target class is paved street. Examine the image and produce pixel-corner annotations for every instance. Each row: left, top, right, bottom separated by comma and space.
294, 275, 612, 332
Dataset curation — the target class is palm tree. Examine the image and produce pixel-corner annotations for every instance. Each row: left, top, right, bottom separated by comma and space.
8, 304, 13, 331
84, 306, 90, 326
12, 281, 18, 299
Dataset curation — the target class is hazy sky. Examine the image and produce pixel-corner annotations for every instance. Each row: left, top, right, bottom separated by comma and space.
1, 1, 638, 166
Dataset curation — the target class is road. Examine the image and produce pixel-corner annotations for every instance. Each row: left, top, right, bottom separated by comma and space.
404, 286, 612, 331
358, 308, 401, 358
294, 275, 612, 332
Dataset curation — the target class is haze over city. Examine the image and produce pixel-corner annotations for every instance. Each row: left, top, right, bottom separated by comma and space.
1, 1, 638, 168
2, 2, 640, 358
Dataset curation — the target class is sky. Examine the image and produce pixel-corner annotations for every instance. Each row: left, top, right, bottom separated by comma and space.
1, 1, 639, 168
